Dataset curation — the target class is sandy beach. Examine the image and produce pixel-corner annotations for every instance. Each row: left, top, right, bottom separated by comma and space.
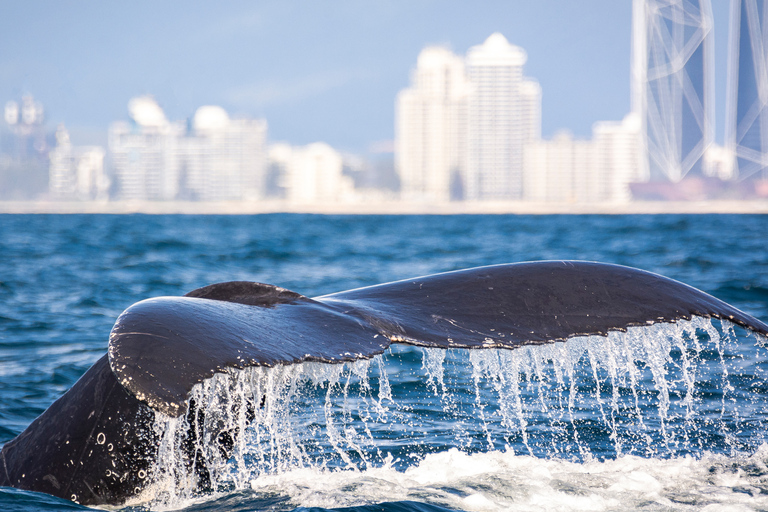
0, 199, 767, 215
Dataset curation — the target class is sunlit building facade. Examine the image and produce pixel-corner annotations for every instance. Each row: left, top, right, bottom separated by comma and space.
465, 33, 540, 200
519, 79, 543, 158
592, 113, 643, 202
1, 95, 52, 200
726, 0, 768, 180
523, 131, 592, 203
632, 0, 714, 182
49, 125, 108, 200
523, 114, 641, 203
109, 97, 267, 201
396, 46, 469, 202
182, 106, 268, 201
396, 33, 647, 204
283, 142, 354, 204
109, 96, 184, 200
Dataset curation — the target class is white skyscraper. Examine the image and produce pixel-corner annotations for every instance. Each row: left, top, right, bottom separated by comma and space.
183, 106, 268, 201
523, 114, 641, 203
726, 0, 768, 180
632, 0, 715, 182
109, 97, 268, 202
592, 113, 643, 202
265, 143, 293, 198
396, 46, 469, 202
465, 33, 540, 200
284, 142, 353, 204
520, 79, 543, 148
109, 96, 184, 201
523, 132, 593, 203
49, 125, 108, 201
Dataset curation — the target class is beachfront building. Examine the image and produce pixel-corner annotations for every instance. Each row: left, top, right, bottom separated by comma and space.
49, 125, 108, 200
523, 131, 593, 203
632, 0, 715, 182
396, 46, 469, 202
592, 113, 643, 202
268, 142, 354, 204
288, 143, 340, 204
396, 33, 541, 203
726, 0, 768, 180
181, 106, 268, 201
465, 33, 541, 200
396, 33, 647, 205
1, 95, 53, 200
109, 97, 268, 201
109, 96, 184, 200
265, 143, 292, 198
523, 113, 641, 203
519, 79, 543, 161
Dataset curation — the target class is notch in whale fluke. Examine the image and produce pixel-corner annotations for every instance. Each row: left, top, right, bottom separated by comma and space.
1, 261, 767, 506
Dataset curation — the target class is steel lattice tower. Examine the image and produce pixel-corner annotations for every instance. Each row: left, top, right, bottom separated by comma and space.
727, 0, 768, 180
633, 0, 715, 182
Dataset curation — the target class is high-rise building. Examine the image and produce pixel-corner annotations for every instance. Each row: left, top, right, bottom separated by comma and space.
632, 0, 715, 182
465, 33, 540, 200
1, 95, 52, 200
109, 97, 268, 201
265, 143, 292, 198
109, 96, 184, 201
592, 113, 643, 202
523, 131, 593, 203
523, 113, 641, 203
520, 79, 543, 151
396, 46, 469, 202
182, 106, 267, 201
284, 142, 353, 204
395, 34, 541, 202
726, 0, 768, 180
49, 125, 108, 200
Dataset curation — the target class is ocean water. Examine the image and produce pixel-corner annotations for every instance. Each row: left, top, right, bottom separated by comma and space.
0, 213, 767, 512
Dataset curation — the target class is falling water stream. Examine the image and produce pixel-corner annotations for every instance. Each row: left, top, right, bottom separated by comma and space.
125, 318, 768, 511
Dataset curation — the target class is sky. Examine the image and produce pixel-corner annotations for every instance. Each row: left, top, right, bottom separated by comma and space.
0, 1, 733, 155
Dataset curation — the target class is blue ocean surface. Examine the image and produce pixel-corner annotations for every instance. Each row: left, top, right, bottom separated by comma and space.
1, 213, 767, 511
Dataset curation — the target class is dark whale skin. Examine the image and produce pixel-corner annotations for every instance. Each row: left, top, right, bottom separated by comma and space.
0, 356, 157, 505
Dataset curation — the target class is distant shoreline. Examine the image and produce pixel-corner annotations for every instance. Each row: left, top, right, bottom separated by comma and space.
1, 200, 767, 215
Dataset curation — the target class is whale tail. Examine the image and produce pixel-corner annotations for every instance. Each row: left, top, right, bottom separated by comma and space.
2, 261, 767, 505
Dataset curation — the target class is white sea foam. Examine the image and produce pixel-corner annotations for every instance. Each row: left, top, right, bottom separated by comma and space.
246, 446, 768, 511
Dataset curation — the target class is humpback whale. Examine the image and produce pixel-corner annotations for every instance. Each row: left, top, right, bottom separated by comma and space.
1, 261, 766, 506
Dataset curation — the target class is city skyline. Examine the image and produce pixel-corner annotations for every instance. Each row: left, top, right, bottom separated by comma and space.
396, 32, 645, 206
3, 2, 767, 207
396, 34, 543, 202
2, 1, 735, 155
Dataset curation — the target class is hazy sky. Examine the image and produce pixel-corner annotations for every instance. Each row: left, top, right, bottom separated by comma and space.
1, 1, 732, 154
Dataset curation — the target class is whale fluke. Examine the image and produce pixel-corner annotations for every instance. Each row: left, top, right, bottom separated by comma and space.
109, 261, 768, 418
1, 261, 767, 505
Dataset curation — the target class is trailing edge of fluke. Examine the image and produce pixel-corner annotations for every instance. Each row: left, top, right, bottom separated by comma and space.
1, 261, 767, 505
